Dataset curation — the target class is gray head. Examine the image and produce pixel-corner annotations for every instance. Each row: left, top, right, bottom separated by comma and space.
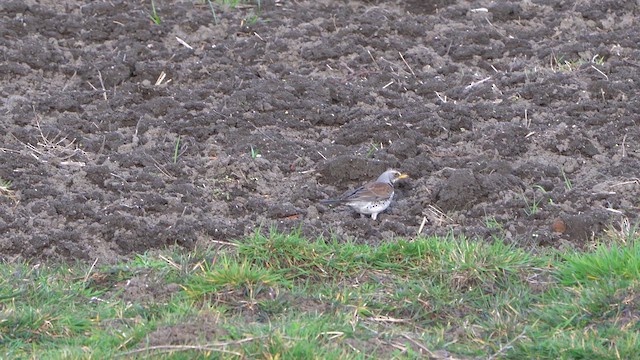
376, 169, 409, 185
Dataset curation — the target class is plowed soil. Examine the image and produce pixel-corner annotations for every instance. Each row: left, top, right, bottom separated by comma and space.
1, 0, 639, 262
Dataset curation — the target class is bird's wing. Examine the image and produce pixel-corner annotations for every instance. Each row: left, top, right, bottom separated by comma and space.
366, 182, 394, 199
343, 182, 392, 202
334, 185, 366, 202
320, 185, 369, 204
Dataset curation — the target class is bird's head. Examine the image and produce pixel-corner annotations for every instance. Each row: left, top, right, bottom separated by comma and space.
378, 169, 409, 184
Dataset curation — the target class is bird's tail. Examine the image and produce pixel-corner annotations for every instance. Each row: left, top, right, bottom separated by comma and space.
319, 199, 342, 204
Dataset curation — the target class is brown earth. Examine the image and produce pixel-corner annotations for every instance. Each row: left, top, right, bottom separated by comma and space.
1, 0, 640, 263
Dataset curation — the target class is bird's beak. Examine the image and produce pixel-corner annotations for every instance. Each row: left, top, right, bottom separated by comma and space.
397, 173, 409, 180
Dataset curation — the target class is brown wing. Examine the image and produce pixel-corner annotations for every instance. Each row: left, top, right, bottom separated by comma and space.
366, 182, 394, 199
339, 182, 392, 202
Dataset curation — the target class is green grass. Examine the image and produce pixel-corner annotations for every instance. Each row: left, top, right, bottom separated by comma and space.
204, 0, 264, 26
522, 190, 543, 217
0, 178, 14, 201
1, 231, 639, 358
149, 0, 161, 24
217, 0, 262, 10
561, 168, 573, 190
365, 143, 380, 158
0, 178, 11, 191
485, 216, 503, 231
551, 54, 606, 73
250, 145, 260, 159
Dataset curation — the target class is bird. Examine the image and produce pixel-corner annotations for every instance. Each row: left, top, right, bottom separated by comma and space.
320, 169, 409, 220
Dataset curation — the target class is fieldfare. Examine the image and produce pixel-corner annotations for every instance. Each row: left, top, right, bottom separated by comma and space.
320, 169, 409, 220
